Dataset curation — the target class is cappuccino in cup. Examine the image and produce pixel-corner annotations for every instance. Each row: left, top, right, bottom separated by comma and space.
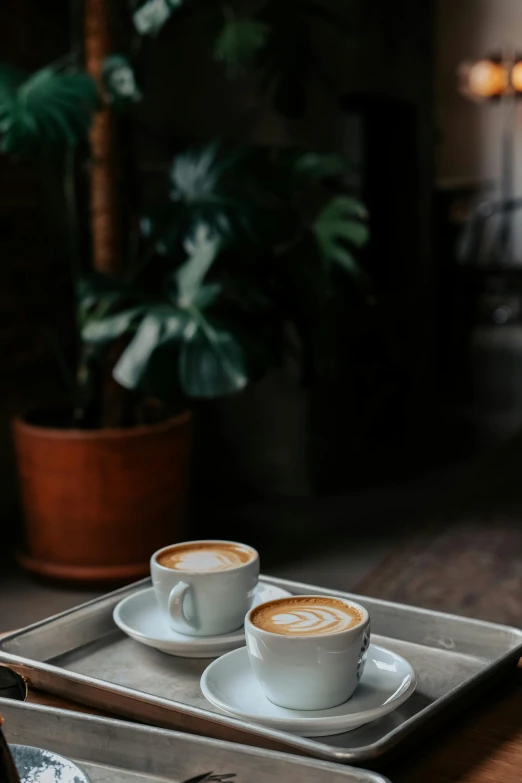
157, 541, 255, 572
250, 596, 363, 636
246, 595, 370, 710
151, 540, 259, 637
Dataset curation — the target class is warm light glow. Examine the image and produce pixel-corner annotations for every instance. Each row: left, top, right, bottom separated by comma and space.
512, 60, 522, 92
467, 59, 509, 98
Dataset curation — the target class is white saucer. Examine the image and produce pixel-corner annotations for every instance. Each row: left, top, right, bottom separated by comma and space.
201, 644, 416, 736
113, 581, 292, 658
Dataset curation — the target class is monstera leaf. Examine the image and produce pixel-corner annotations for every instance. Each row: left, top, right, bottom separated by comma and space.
169, 140, 247, 203
110, 305, 248, 399
178, 319, 248, 397
0, 65, 99, 155
290, 151, 347, 180
313, 196, 369, 283
176, 224, 221, 304
102, 55, 142, 108
214, 14, 270, 78
113, 309, 187, 390
143, 141, 268, 256
82, 307, 149, 343
77, 273, 144, 337
100, 226, 247, 399
132, 0, 182, 35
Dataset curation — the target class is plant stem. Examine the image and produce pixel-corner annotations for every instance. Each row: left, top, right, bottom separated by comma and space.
62, 147, 89, 420
63, 147, 82, 283
38, 151, 81, 401
46, 52, 79, 73
42, 326, 76, 392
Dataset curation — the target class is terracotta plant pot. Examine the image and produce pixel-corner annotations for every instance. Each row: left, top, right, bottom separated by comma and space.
12, 411, 191, 585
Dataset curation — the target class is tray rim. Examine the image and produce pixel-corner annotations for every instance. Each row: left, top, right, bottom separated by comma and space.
1, 574, 522, 764
0, 698, 389, 783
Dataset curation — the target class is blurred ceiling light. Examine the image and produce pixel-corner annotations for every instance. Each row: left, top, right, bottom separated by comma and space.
459, 58, 509, 101
511, 59, 522, 93
456, 54, 520, 266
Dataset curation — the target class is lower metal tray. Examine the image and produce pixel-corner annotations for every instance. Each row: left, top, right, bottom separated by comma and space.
1, 575, 521, 766
0, 699, 386, 783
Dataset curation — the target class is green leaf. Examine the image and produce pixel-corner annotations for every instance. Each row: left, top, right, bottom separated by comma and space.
215, 13, 270, 78
178, 317, 248, 398
327, 245, 361, 277
176, 223, 220, 304
0, 65, 99, 156
133, 0, 182, 36
77, 272, 129, 309
291, 152, 347, 179
194, 283, 222, 309
313, 196, 369, 282
112, 307, 188, 390
77, 273, 141, 328
320, 195, 367, 221
170, 140, 229, 202
77, 272, 124, 302
165, 141, 261, 246
102, 55, 142, 108
82, 307, 146, 343
113, 314, 163, 389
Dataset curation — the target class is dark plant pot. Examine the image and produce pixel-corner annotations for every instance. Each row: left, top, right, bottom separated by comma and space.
12, 411, 191, 585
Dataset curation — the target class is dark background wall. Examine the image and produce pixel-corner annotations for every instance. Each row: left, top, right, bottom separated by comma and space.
0, 0, 72, 551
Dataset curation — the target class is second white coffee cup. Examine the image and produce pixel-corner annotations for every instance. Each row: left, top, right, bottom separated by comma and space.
151, 540, 259, 636
245, 595, 370, 710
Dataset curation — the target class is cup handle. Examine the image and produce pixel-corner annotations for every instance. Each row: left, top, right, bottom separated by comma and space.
168, 582, 190, 625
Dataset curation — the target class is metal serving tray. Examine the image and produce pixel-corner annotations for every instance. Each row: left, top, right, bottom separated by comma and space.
1, 575, 521, 766
0, 699, 387, 783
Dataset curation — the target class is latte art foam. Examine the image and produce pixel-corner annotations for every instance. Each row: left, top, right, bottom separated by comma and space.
157, 542, 254, 572
251, 597, 363, 636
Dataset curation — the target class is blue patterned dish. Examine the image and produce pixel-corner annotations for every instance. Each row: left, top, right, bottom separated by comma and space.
10, 744, 90, 783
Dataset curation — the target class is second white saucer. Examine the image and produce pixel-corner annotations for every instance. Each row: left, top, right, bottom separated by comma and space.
113, 581, 292, 658
201, 644, 416, 736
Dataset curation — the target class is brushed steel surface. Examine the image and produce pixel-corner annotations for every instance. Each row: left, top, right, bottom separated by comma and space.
0, 699, 387, 783
0, 575, 521, 765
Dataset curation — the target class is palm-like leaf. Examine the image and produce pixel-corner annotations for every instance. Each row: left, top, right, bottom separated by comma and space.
0, 65, 99, 156
313, 196, 369, 283
214, 15, 270, 78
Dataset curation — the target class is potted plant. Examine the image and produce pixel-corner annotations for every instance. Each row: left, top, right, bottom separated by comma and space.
2, 0, 368, 584
1, 58, 193, 583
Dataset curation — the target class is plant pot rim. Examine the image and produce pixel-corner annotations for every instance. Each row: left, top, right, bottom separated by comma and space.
13, 408, 191, 441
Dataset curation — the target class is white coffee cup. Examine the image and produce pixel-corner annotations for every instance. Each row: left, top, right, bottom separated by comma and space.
151, 540, 259, 637
245, 595, 370, 710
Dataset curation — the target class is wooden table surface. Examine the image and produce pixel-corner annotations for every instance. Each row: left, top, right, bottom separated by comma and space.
3, 637, 522, 782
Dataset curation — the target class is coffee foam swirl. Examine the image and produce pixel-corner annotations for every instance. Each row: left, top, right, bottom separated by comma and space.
251, 597, 363, 636
157, 542, 253, 572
